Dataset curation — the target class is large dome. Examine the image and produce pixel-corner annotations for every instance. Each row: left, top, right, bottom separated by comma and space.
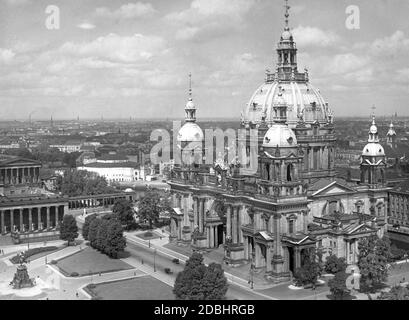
362, 143, 385, 157
177, 122, 204, 143
263, 124, 297, 148
243, 81, 331, 126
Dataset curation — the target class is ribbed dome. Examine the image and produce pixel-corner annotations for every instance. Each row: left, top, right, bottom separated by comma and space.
243, 81, 331, 127
362, 143, 385, 157
177, 122, 204, 143
263, 124, 297, 148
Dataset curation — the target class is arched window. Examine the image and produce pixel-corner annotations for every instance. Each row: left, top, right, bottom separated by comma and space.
287, 164, 293, 182
266, 163, 270, 180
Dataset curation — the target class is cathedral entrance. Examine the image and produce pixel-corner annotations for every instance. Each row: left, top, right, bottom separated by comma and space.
288, 247, 295, 273
216, 224, 224, 247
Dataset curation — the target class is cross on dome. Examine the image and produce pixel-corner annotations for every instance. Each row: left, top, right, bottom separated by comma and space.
284, 0, 291, 31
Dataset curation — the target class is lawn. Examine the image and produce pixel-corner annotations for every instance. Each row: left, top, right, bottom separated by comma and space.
85, 276, 174, 300
56, 246, 134, 276
135, 231, 163, 241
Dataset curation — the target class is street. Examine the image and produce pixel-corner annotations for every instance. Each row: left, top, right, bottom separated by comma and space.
125, 241, 271, 300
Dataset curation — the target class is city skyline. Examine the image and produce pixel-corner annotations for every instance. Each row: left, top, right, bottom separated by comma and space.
1, 0, 409, 120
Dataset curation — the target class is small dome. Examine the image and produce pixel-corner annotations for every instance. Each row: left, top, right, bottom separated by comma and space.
263, 124, 297, 148
362, 143, 385, 157
281, 30, 293, 41
125, 188, 134, 193
369, 124, 378, 134
177, 122, 204, 143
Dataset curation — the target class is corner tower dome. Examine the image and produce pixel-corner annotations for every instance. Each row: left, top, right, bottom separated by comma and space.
362, 116, 385, 157
177, 74, 204, 143
242, 0, 333, 128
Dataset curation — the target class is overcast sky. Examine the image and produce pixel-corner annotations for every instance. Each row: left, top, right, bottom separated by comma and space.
0, 0, 408, 120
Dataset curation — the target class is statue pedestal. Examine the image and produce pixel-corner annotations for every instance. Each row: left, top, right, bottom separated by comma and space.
10, 265, 35, 289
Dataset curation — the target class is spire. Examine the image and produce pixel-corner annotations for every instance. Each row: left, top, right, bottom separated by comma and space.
284, 0, 290, 31
184, 73, 196, 123
368, 114, 379, 143
188, 72, 192, 100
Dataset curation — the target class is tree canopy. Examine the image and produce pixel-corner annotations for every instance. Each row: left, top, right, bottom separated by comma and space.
137, 190, 171, 229
173, 253, 228, 300
328, 271, 351, 300
112, 199, 136, 229
358, 235, 390, 292
324, 255, 347, 274
56, 170, 118, 197
82, 214, 97, 240
59, 214, 79, 245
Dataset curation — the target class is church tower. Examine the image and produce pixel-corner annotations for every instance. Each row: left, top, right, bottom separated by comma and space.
360, 116, 387, 187
386, 120, 397, 149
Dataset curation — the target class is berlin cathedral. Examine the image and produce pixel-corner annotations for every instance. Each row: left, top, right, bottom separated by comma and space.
168, 2, 389, 283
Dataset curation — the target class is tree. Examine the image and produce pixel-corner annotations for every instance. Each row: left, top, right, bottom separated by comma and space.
328, 271, 351, 300
358, 235, 390, 292
378, 285, 409, 300
96, 219, 109, 252
294, 249, 323, 288
88, 218, 102, 249
112, 199, 135, 229
105, 220, 127, 258
56, 170, 118, 197
173, 253, 228, 300
324, 255, 347, 274
137, 190, 170, 229
201, 263, 228, 300
59, 214, 79, 245
82, 214, 97, 240
174, 253, 207, 300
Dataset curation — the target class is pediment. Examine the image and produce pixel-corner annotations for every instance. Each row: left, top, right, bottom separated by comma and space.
312, 181, 356, 197
0, 157, 41, 167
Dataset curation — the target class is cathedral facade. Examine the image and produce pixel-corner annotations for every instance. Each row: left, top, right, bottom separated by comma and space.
168, 3, 389, 283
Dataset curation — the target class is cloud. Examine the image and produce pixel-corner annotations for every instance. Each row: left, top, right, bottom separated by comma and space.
370, 30, 409, 56
166, 0, 256, 41
292, 26, 339, 47
0, 49, 16, 64
4, 0, 30, 6
326, 53, 369, 75
77, 22, 96, 30
59, 33, 167, 63
95, 2, 156, 20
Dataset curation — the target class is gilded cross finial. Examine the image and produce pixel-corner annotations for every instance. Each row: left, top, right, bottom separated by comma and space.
188, 73, 192, 100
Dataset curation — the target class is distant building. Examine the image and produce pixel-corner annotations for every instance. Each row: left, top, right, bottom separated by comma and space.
50, 140, 83, 153
77, 153, 139, 183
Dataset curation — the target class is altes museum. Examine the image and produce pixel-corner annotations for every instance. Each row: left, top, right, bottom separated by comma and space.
168, 2, 389, 282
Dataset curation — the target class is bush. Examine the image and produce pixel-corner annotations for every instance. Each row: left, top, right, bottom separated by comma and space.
50, 260, 57, 264
10, 246, 58, 264
70, 272, 79, 277
88, 284, 96, 289
164, 268, 172, 274
324, 255, 347, 274
172, 258, 180, 264
390, 245, 407, 262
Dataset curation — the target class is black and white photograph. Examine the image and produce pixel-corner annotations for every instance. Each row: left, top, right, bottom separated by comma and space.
0, 0, 409, 310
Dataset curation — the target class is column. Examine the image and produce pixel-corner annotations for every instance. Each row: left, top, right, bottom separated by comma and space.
274, 214, 282, 257
199, 198, 204, 233
226, 205, 232, 239
346, 240, 349, 264
29, 208, 33, 232
232, 207, 238, 244
193, 197, 198, 228
295, 248, 301, 268
55, 207, 59, 227
46, 207, 50, 229
215, 226, 218, 247
209, 225, 214, 248
17, 209, 23, 231
0, 210, 4, 234
38, 207, 42, 230
266, 244, 272, 272
183, 195, 189, 227
10, 210, 14, 232
237, 206, 242, 244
